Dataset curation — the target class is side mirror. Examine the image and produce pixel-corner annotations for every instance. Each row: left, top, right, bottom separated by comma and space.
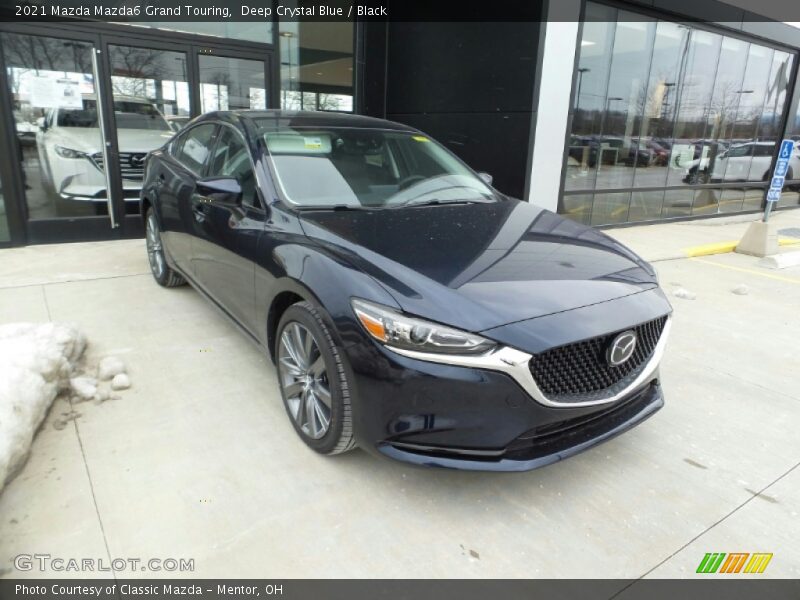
197, 177, 242, 206
478, 172, 493, 186
36, 117, 46, 131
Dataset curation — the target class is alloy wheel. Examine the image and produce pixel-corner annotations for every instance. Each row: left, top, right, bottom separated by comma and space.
277, 322, 332, 440
146, 212, 165, 279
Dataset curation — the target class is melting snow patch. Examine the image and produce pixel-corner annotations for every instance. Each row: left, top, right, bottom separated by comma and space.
0, 323, 86, 491
97, 356, 126, 381
672, 287, 697, 300
732, 284, 749, 295
70, 376, 97, 400
110, 373, 131, 391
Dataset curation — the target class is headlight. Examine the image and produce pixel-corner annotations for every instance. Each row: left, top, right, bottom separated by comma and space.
55, 146, 88, 159
351, 298, 496, 355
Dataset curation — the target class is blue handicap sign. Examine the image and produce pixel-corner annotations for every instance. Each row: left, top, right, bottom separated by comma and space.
767, 189, 781, 203
779, 139, 794, 159
771, 176, 785, 189
775, 159, 789, 177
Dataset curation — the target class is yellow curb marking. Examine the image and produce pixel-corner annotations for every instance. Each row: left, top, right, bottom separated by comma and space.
684, 237, 800, 257
691, 257, 800, 284
684, 241, 738, 257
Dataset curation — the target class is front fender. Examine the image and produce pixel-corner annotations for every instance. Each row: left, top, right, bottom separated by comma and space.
256, 238, 401, 353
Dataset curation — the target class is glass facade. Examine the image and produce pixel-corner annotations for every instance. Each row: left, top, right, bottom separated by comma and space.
127, 22, 273, 45
563, 2, 796, 224
279, 21, 354, 112
0, 170, 8, 242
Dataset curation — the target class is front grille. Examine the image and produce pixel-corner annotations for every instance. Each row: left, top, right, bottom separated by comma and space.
529, 315, 667, 403
91, 152, 146, 181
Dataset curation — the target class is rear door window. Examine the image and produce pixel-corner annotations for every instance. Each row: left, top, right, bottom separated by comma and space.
175, 124, 217, 174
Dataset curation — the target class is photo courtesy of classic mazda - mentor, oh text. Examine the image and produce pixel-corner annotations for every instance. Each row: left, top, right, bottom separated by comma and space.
139, 110, 672, 472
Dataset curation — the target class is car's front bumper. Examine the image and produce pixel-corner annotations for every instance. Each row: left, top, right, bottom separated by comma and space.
344, 338, 664, 472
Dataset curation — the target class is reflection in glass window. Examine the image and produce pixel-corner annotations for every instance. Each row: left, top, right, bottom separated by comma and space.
1, 33, 99, 219
199, 56, 267, 112
125, 22, 273, 45
175, 123, 216, 173
109, 46, 191, 119
562, 2, 796, 223
633, 23, 691, 189
279, 20, 354, 112
0, 170, 9, 242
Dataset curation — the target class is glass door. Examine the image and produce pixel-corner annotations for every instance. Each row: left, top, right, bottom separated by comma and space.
198, 53, 269, 113
0, 26, 274, 244
0, 33, 107, 223
106, 42, 192, 220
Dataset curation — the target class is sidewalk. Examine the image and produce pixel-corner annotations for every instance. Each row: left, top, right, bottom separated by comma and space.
607, 209, 800, 262
0, 210, 798, 581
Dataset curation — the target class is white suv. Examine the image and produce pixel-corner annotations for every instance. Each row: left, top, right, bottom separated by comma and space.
37, 95, 175, 212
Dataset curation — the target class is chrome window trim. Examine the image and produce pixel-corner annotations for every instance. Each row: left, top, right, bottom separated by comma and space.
388, 317, 672, 408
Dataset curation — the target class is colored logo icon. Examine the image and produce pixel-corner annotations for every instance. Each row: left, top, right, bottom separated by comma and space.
696, 552, 773, 574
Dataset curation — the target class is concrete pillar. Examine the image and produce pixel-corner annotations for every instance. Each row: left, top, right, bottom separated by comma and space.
525, 0, 581, 212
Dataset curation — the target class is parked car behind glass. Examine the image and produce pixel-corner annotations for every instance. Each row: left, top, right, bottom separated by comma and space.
37, 94, 175, 214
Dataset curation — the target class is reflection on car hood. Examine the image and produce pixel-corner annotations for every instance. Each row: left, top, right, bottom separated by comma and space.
299, 198, 659, 332
49, 127, 174, 154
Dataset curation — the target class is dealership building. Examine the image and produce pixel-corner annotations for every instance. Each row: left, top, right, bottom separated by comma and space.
1, 0, 800, 247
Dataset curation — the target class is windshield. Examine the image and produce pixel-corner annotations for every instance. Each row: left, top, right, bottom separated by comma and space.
256, 124, 495, 209
57, 99, 171, 131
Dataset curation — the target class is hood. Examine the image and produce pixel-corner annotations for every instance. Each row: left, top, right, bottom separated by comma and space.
55, 127, 174, 154
299, 199, 658, 332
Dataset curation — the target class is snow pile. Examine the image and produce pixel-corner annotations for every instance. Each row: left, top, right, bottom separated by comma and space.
0, 323, 86, 490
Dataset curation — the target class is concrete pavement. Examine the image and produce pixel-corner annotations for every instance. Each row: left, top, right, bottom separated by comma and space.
0, 211, 798, 581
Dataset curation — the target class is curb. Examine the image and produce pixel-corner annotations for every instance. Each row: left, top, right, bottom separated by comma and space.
683, 237, 800, 258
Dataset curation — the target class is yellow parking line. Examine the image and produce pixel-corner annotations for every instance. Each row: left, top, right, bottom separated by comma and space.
691, 257, 800, 284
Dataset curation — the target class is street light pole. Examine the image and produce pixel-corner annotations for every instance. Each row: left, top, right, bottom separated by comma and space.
575, 68, 590, 110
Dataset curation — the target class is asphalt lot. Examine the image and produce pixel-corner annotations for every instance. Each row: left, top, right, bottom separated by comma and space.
0, 211, 798, 582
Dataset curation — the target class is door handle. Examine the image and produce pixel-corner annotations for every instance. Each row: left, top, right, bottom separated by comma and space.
192, 202, 207, 222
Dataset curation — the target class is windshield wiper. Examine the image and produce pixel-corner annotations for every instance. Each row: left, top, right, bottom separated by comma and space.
297, 204, 370, 211
398, 198, 493, 208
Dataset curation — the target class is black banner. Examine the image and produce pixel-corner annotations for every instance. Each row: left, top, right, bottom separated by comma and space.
2, 580, 800, 600
1, 0, 800, 22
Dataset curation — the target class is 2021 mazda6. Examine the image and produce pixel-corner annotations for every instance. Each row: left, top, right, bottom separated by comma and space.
140, 110, 672, 471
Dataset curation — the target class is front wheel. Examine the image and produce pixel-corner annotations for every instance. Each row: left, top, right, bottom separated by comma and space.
687, 169, 709, 185
145, 207, 185, 287
276, 301, 356, 455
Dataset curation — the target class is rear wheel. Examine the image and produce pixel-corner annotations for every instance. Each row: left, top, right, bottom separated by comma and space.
145, 208, 185, 288
276, 301, 355, 455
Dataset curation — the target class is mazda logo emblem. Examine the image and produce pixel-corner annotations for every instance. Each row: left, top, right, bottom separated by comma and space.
130, 154, 146, 168
607, 330, 637, 366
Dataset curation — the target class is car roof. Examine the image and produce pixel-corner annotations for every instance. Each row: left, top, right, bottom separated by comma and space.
196, 110, 419, 133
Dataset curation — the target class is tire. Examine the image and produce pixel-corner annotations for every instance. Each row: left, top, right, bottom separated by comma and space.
145, 207, 185, 288
687, 169, 709, 185
275, 301, 356, 456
